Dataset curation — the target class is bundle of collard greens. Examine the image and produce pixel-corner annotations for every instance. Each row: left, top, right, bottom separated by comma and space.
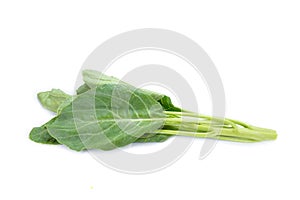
30, 70, 277, 151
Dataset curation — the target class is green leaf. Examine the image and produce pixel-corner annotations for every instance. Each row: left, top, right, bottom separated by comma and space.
81, 69, 181, 111
82, 69, 121, 87
157, 96, 181, 112
76, 83, 91, 94
38, 89, 72, 113
46, 84, 166, 151
29, 118, 59, 144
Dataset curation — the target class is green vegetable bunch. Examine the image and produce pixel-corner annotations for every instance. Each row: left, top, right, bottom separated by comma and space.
30, 70, 277, 151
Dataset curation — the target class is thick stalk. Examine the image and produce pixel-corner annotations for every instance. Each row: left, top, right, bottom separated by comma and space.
161, 111, 277, 142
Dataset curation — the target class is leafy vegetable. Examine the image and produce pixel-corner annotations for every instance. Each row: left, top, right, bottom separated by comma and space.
29, 69, 277, 151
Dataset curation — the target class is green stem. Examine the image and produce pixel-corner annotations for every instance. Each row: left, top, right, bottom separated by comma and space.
161, 110, 277, 142
157, 126, 277, 142
164, 111, 238, 130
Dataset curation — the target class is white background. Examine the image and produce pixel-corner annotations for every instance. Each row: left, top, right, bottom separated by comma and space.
1, 0, 299, 199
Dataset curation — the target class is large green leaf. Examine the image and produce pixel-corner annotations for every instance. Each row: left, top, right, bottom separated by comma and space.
46, 84, 166, 151
80, 69, 181, 111
31, 70, 179, 146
